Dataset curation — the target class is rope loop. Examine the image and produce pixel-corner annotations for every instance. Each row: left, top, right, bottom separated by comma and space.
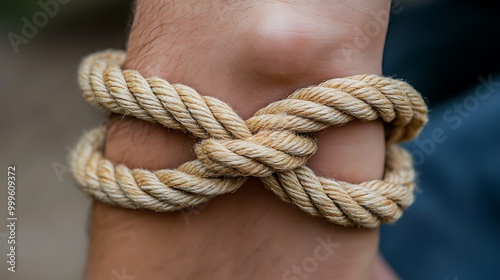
71, 50, 428, 227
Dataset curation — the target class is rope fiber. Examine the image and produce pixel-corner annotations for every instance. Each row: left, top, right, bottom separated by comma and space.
71, 50, 428, 228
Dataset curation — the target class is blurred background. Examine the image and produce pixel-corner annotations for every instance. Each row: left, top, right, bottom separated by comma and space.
1, 1, 131, 279
1, 0, 499, 279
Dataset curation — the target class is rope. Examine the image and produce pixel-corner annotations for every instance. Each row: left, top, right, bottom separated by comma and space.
71, 50, 428, 228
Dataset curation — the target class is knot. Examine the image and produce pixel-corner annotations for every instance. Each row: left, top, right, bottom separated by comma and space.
71, 50, 428, 228
195, 130, 317, 177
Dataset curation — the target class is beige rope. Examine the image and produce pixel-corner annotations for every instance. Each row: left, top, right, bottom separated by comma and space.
71, 50, 428, 228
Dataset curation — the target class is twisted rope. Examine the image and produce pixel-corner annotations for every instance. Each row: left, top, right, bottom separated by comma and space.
71, 50, 428, 227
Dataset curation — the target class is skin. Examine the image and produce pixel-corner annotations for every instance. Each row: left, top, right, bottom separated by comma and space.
87, 1, 398, 279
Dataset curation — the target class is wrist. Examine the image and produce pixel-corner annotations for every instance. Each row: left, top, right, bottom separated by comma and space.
89, 1, 392, 279
124, 0, 388, 118
107, 0, 389, 174
106, 0, 389, 182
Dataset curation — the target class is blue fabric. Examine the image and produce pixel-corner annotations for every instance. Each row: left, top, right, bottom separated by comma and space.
380, 75, 500, 279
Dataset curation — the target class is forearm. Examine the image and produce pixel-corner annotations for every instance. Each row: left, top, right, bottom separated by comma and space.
88, 1, 391, 279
